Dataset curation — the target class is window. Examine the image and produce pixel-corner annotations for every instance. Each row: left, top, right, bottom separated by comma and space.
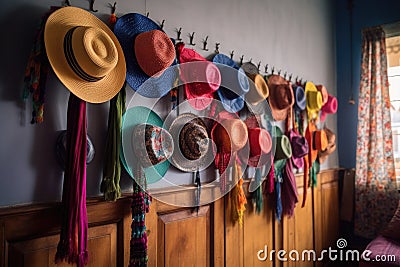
387, 35, 400, 185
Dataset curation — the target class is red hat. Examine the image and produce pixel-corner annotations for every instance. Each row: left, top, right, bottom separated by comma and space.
177, 43, 221, 110
267, 75, 295, 121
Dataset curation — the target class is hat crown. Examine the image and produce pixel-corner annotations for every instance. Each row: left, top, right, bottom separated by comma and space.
248, 128, 272, 157
179, 120, 209, 160
134, 30, 176, 77
307, 90, 323, 110
214, 119, 248, 153
70, 26, 118, 79
274, 84, 294, 109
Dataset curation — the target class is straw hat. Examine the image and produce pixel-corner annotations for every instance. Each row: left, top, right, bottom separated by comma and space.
318, 127, 336, 163
320, 94, 338, 122
169, 113, 213, 172
132, 124, 173, 168
292, 85, 306, 111
212, 54, 249, 113
268, 75, 295, 121
273, 126, 292, 161
56, 130, 95, 169
305, 82, 323, 121
177, 43, 221, 110
121, 106, 171, 184
245, 74, 269, 105
114, 13, 177, 98
44, 6, 126, 103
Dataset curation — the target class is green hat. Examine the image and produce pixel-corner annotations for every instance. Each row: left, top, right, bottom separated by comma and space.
121, 106, 171, 184
273, 126, 292, 161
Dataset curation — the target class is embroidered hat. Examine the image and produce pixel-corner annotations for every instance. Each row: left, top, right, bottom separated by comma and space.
114, 13, 177, 98
305, 82, 323, 121
273, 126, 292, 161
268, 75, 295, 121
320, 95, 338, 122
169, 113, 213, 172
121, 106, 171, 184
212, 54, 249, 113
132, 124, 173, 168
44, 6, 126, 103
318, 127, 336, 163
316, 85, 329, 106
289, 130, 309, 169
56, 130, 95, 169
292, 85, 306, 111
177, 43, 221, 110
245, 73, 269, 105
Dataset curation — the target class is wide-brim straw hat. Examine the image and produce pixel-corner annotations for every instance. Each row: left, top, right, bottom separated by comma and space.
268, 75, 294, 121
212, 54, 249, 113
305, 82, 323, 121
114, 13, 177, 98
44, 6, 126, 103
168, 113, 214, 172
121, 106, 170, 184
320, 94, 338, 122
177, 43, 221, 110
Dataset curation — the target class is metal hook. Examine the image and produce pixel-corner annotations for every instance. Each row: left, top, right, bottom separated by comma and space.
146, 12, 150, 17
89, 0, 98, 12
284, 71, 287, 79
230, 50, 234, 59
295, 76, 299, 83
289, 73, 293, 82
176, 27, 182, 41
108, 2, 116, 13
278, 69, 282, 76
64, 0, 71, 6
249, 58, 252, 63
271, 67, 275, 75
160, 19, 165, 30
257, 61, 261, 72
189, 32, 196, 46
215, 42, 220, 54
203, 36, 209, 51
240, 55, 244, 65
264, 64, 269, 73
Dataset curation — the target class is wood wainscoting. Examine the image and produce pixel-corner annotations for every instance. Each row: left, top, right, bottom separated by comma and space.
0, 169, 340, 267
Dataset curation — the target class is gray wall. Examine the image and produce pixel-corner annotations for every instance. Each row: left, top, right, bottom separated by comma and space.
0, 0, 336, 207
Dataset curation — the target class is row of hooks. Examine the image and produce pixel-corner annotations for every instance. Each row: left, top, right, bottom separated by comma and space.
60, 1, 307, 84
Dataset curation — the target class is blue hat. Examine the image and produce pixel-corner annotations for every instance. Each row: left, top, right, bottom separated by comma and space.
293, 85, 306, 111
114, 13, 178, 98
212, 54, 249, 113
121, 106, 171, 184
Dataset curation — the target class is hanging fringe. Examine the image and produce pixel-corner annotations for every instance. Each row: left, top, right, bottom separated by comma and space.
281, 159, 299, 218
23, 7, 59, 123
252, 168, 263, 214
100, 86, 126, 201
231, 162, 246, 226
55, 93, 88, 267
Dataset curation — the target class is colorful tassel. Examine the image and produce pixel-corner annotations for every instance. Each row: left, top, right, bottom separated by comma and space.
231, 162, 247, 226
252, 168, 263, 214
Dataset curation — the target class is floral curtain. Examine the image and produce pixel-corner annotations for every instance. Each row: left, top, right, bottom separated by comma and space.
355, 26, 399, 239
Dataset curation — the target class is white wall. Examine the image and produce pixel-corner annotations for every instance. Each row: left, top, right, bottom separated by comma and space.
0, 0, 336, 206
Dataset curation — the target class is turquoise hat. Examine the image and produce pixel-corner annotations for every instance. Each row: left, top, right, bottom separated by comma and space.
121, 106, 171, 184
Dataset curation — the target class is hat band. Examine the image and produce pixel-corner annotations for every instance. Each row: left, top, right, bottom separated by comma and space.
64, 27, 104, 82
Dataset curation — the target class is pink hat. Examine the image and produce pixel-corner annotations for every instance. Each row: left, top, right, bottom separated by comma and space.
177, 43, 221, 110
320, 95, 338, 122
316, 85, 329, 106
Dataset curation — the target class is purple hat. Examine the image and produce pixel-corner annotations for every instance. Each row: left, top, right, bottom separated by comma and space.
289, 130, 309, 169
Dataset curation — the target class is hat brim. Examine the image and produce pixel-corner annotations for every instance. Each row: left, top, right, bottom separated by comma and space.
184, 86, 215, 110
114, 13, 177, 98
168, 113, 214, 172
121, 106, 170, 184
44, 6, 126, 103
293, 86, 306, 111
217, 90, 245, 113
